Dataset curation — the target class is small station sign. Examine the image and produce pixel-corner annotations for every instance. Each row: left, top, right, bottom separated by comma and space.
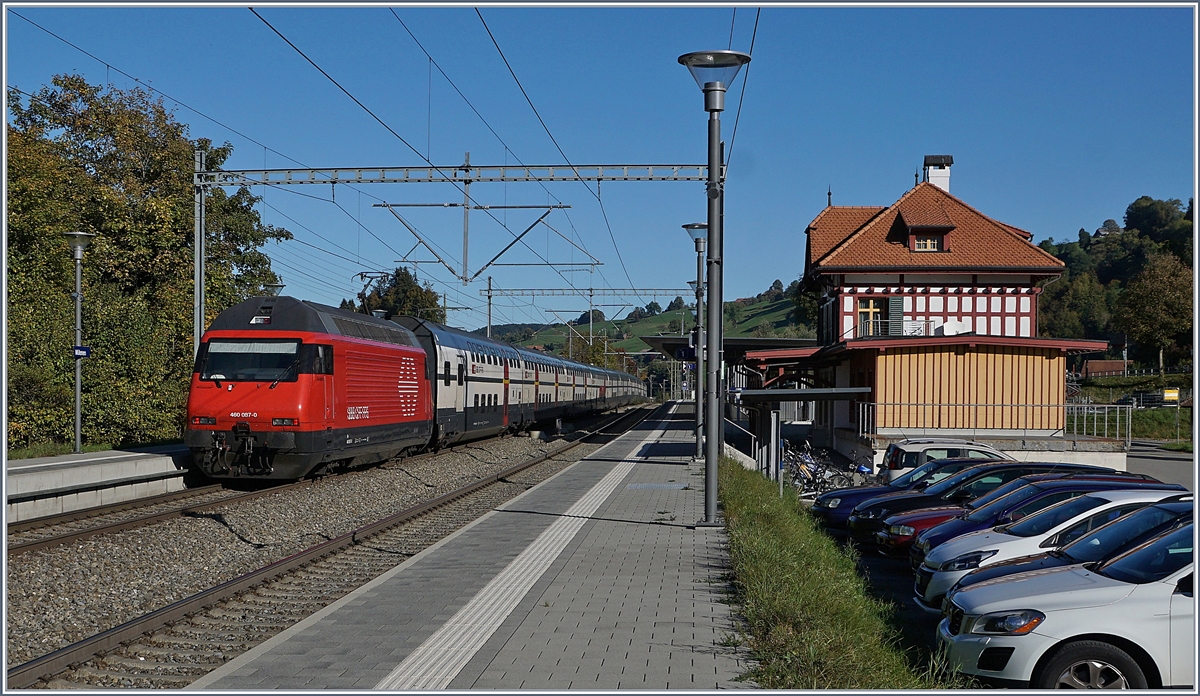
73, 346, 91, 358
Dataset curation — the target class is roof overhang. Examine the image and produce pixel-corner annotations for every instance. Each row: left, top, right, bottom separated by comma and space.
639, 335, 818, 364
731, 387, 872, 404
838, 335, 1109, 356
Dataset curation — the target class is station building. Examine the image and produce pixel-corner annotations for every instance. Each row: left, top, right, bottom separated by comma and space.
740, 157, 1117, 466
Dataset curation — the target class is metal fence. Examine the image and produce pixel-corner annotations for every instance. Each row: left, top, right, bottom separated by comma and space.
857, 402, 1132, 448
839, 318, 937, 340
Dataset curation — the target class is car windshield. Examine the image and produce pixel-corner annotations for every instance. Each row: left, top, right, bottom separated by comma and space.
964, 483, 1045, 521
891, 460, 940, 488
1005, 496, 1107, 537
201, 339, 301, 382
1062, 505, 1187, 563
965, 477, 1043, 512
923, 467, 993, 496
1095, 524, 1193, 584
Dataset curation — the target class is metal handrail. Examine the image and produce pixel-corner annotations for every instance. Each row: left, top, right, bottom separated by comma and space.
839, 318, 938, 340
857, 402, 1133, 449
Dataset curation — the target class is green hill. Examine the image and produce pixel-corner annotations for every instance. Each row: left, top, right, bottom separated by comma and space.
502, 293, 811, 357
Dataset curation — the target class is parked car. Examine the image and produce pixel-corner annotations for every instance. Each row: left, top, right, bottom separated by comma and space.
946, 494, 1193, 600
906, 473, 1178, 568
914, 488, 1185, 612
938, 523, 1194, 688
873, 472, 1150, 559
810, 457, 996, 529
846, 462, 1116, 544
878, 438, 1012, 482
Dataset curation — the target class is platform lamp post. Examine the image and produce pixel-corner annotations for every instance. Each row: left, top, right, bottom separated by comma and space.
685, 222, 707, 463
64, 231, 96, 454
679, 49, 750, 526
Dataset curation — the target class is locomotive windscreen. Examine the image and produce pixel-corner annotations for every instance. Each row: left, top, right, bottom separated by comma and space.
201, 339, 301, 382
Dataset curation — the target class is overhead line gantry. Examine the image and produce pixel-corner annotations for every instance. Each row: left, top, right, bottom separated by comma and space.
192, 153, 712, 354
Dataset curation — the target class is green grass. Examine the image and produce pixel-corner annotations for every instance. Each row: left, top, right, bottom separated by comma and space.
6, 438, 183, 460
515, 297, 806, 354
1065, 407, 1191, 441
1160, 440, 1194, 452
719, 459, 962, 689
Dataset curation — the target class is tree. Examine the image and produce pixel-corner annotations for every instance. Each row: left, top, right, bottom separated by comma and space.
724, 302, 744, 329
751, 320, 774, 338
666, 319, 681, 333
666, 296, 685, 312
574, 309, 605, 324
7, 75, 289, 449
359, 267, 443, 322
624, 307, 646, 323
1112, 254, 1193, 371
645, 301, 662, 316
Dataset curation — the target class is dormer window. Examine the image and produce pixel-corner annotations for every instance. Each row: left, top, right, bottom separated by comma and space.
914, 234, 943, 252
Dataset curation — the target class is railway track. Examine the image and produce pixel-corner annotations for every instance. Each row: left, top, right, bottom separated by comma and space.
6, 483, 311, 557
9, 405, 654, 689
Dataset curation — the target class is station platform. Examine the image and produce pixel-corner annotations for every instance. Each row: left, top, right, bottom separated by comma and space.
190, 403, 753, 690
5, 445, 189, 522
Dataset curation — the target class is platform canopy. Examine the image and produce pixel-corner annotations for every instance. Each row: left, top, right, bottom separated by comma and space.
639, 335, 817, 364
730, 387, 872, 404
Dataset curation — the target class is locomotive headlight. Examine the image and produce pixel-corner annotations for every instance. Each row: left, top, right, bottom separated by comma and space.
191, 416, 217, 426
272, 418, 299, 426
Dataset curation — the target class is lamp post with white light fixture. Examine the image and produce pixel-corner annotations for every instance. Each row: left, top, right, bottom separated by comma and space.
64, 231, 96, 454
678, 49, 750, 526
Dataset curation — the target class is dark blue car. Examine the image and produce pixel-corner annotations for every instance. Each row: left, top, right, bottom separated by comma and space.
810, 457, 993, 529
945, 494, 1194, 604
908, 473, 1182, 570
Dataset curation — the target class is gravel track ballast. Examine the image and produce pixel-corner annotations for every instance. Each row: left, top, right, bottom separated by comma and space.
7, 433, 598, 669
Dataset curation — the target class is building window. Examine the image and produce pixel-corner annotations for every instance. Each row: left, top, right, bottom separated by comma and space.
914, 234, 943, 251
857, 298, 888, 337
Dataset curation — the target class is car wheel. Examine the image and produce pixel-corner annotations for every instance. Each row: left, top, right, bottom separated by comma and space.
1035, 640, 1148, 689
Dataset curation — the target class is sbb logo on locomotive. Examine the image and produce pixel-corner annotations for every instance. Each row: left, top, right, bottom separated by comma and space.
346, 405, 371, 420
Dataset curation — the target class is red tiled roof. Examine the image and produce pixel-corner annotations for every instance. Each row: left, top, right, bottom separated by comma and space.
808, 182, 1063, 273
805, 206, 885, 267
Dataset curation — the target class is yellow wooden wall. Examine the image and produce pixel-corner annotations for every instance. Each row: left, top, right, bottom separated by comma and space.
872, 345, 1065, 430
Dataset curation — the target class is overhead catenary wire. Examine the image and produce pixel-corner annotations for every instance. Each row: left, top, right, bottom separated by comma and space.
248, 8, 594, 308
474, 9, 642, 303
12, 6, 557, 324
389, 9, 606, 285
725, 7, 761, 171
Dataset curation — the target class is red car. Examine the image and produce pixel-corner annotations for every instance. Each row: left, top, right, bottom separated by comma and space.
875, 506, 962, 557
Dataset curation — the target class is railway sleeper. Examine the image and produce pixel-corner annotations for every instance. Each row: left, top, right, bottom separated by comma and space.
155, 624, 277, 642
250, 586, 354, 601
144, 633, 254, 651
122, 642, 231, 664
189, 613, 295, 631
42, 677, 94, 689
209, 599, 314, 618
60, 664, 194, 689
98, 654, 210, 676
205, 603, 310, 622
237, 593, 328, 610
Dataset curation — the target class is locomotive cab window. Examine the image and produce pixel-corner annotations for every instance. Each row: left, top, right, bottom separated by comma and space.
314, 344, 334, 375
201, 339, 301, 382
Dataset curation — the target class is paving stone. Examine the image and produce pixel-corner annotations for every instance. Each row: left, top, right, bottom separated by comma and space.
190, 404, 751, 690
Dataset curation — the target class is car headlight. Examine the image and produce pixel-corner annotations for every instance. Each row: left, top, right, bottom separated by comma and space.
858, 508, 884, 519
889, 524, 916, 536
939, 550, 998, 572
824, 498, 841, 509
970, 609, 1045, 635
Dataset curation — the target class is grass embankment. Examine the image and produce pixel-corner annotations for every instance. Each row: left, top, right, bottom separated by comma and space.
7, 438, 183, 460
719, 460, 954, 689
1160, 441, 1194, 453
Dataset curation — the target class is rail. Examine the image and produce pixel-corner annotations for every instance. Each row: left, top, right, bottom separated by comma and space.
6, 405, 655, 689
857, 402, 1132, 449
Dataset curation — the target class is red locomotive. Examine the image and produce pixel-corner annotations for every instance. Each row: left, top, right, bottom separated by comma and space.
185, 295, 433, 479
185, 295, 644, 480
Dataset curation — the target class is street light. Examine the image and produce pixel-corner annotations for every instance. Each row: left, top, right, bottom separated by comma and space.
679, 49, 750, 527
263, 282, 285, 296
64, 231, 96, 454
684, 223, 707, 463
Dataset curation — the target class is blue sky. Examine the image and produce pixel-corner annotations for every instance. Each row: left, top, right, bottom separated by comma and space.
5, 5, 1195, 332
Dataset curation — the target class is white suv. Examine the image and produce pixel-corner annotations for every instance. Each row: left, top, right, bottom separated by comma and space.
879, 438, 1011, 482
938, 523, 1194, 688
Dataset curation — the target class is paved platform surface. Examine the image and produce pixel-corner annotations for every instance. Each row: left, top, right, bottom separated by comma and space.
191, 403, 753, 690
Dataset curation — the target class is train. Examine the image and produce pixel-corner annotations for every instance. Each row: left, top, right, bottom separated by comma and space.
183, 295, 645, 480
